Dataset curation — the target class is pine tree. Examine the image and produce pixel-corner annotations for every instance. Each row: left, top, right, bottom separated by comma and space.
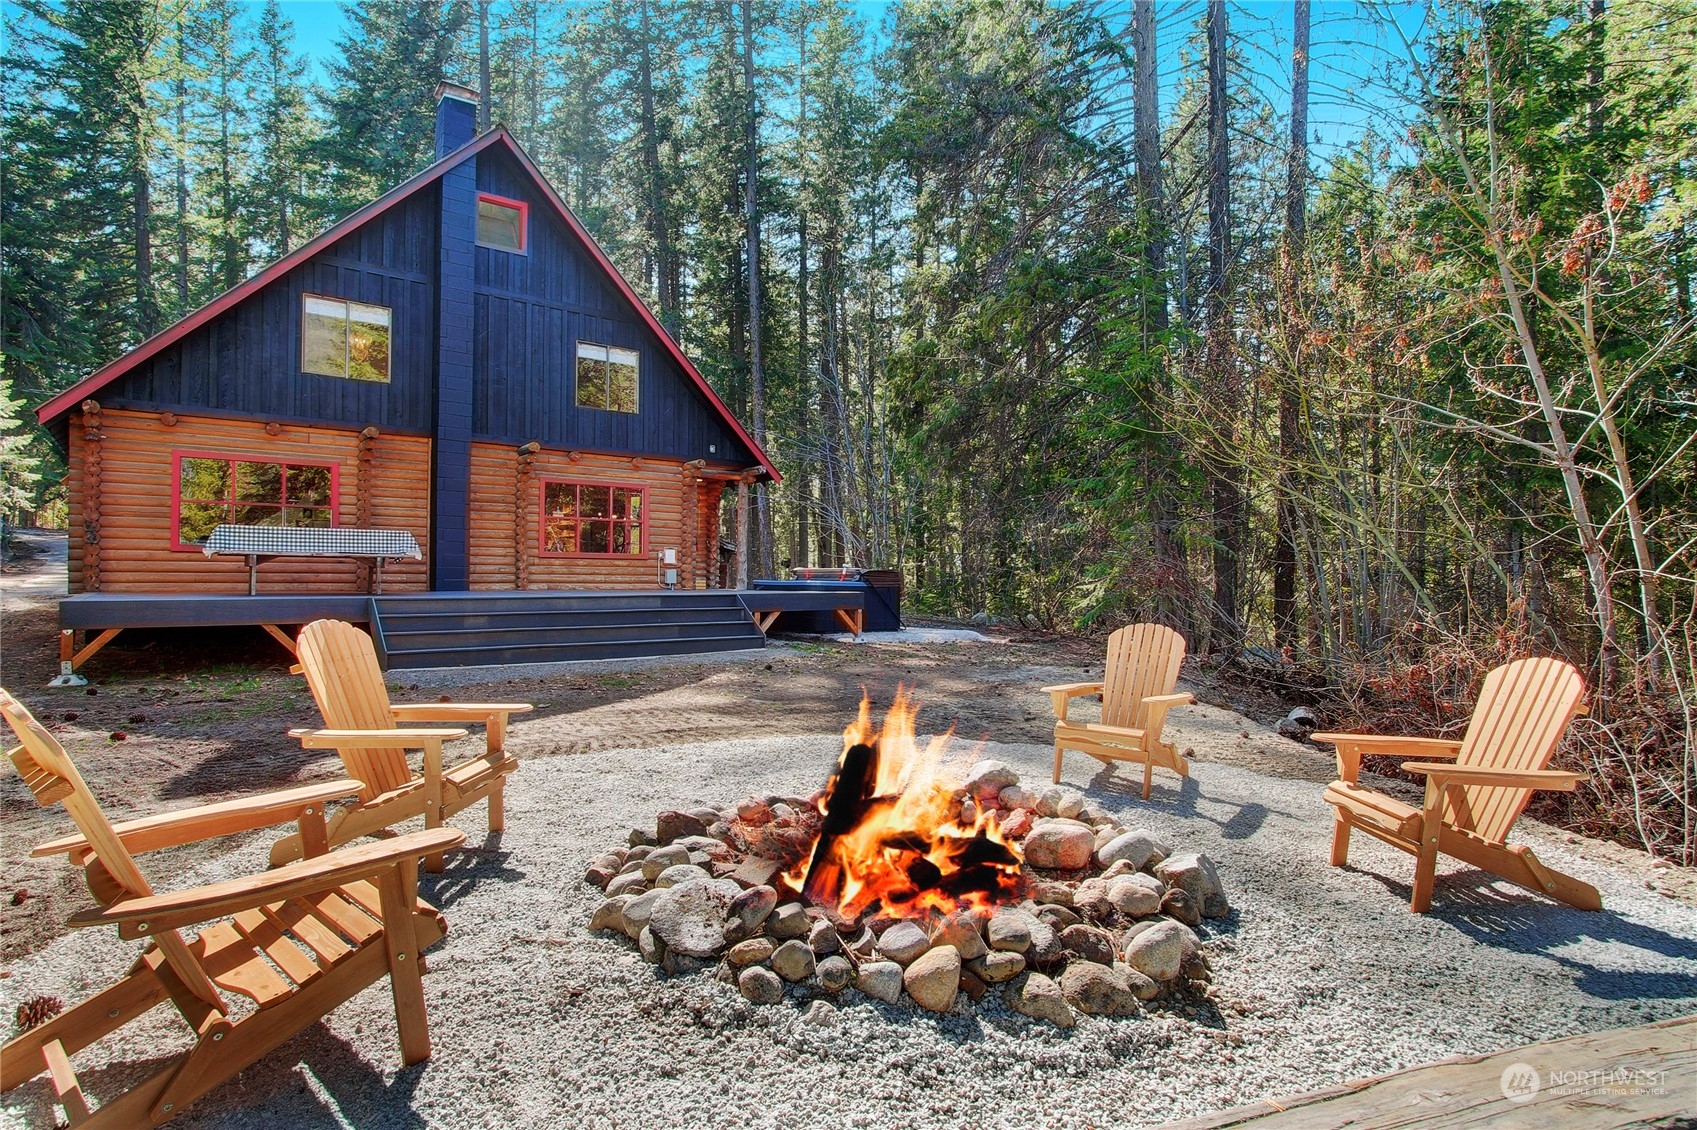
248, 0, 320, 260
318, 0, 471, 214
189, 0, 256, 296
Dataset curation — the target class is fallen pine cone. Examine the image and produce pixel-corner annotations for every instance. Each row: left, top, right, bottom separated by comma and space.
61, 711, 78, 722
109, 731, 127, 742
127, 712, 147, 724
9, 889, 29, 906
15, 995, 63, 1033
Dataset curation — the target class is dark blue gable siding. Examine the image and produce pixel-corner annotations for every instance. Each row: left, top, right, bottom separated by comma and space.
472, 150, 756, 466
97, 189, 441, 433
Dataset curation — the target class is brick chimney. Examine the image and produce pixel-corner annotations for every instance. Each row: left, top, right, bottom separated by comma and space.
433, 81, 479, 159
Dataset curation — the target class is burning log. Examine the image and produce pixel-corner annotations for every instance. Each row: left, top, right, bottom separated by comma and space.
790, 691, 1025, 921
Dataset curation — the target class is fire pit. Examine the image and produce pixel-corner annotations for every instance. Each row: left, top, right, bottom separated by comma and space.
586, 693, 1231, 1026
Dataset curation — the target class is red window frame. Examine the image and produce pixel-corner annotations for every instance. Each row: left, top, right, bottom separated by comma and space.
169, 449, 341, 552
476, 192, 529, 254
538, 479, 647, 559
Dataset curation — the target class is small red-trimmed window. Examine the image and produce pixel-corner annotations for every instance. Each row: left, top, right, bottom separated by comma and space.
477, 193, 527, 252
540, 481, 644, 556
172, 452, 337, 549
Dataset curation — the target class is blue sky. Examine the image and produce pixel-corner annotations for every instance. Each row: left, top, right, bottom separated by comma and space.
267, 0, 1418, 160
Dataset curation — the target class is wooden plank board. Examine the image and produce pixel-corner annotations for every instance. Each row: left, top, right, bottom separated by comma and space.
1162, 1015, 1696, 1130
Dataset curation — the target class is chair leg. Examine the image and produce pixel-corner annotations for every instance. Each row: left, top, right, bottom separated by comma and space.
1052, 742, 1064, 784
1410, 829, 1440, 912
1329, 813, 1352, 867
375, 868, 432, 1065
487, 776, 505, 834
1142, 758, 1154, 801
424, 792, 445, 875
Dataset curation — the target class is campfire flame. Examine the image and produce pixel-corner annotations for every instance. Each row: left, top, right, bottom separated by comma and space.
786, 688, 1025, 920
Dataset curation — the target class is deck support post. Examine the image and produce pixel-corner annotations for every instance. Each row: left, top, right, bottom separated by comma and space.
49, 628, 123, 686
49, 630, 88, 687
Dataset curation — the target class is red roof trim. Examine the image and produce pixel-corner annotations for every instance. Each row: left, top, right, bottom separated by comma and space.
36, 130, 509, 427
493, 135, 778, 483
38, 128, 778, 484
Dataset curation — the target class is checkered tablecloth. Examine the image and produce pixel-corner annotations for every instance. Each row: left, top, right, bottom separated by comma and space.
202, 525, 423, 560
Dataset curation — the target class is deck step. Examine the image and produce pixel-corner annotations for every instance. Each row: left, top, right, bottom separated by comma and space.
370, 591, 765, 670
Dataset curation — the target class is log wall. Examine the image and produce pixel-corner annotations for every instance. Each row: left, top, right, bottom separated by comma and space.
65, 406, 430, 594
468, 442, 705, 590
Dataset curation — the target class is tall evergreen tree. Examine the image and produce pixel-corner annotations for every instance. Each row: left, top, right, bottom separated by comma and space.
248, 0, 320, 259
318, 0, 471, 213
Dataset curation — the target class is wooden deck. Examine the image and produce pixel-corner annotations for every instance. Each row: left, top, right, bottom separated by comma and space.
1163, 1014, 1694, 1129
51, 587, 882, 674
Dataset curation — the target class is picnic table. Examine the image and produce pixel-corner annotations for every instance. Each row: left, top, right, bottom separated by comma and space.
202, 525, 424, 595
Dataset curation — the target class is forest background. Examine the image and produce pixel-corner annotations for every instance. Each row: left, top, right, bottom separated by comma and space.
1, 0, 1692, 864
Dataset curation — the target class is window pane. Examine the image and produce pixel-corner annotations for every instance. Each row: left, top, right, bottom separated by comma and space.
286, 464, 332, 508
347, 303, 391, 382
233, 504, 283, 527
611, 488, 629, 519
283, 506, 331, 528
579, 521, 610, 554
477, 198, 524, 250
180, 458, 229, 502
612, 524, 628, 553
580, 485, 610, 519
544, 482, 576, 517
302, 296, 348, 376
235, 462, 283, 504
576, 355, 607, 408
544, 518, 576, 553
178, 501, 227, 545
627, 492, 642, 520
608, 348, 638, 413
626, 524, 641, 554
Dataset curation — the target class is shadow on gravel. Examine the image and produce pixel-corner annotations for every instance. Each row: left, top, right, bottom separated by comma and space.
419, 834, 523, 911
1368, 876, 1697, 1001
1085, 766, 1293, 843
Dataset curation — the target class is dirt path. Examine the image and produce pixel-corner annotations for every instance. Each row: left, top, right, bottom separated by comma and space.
2, 531, 1689, 965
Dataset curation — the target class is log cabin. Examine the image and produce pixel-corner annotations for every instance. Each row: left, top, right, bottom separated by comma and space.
34, 85, 863, 675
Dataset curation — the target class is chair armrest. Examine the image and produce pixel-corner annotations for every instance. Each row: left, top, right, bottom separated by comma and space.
1311, 733, 1465, 756
1040, 682, 1103, 696
1313, 733, 1464, 784
1043, 683, 1102, 724
31, 781, 364, 860
70, 828, 466, 939
289, 727, 470, 749
389, 702, 534, 721
1401, 763, 1589, 791
1084, 722, 1146, 741
1141, 692, 1195, 706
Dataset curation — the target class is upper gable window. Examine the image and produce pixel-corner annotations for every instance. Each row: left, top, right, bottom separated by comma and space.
576, 342, 639, 413
302, 295, 391, 382
477, 193, 527, 253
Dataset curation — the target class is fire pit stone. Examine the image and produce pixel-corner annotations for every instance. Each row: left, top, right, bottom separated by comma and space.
585, 696, 1231, 1027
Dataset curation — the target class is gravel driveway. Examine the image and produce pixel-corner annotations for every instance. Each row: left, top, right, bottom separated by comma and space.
4, 734, 1694, 1130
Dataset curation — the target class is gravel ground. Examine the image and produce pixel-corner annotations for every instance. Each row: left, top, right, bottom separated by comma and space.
4, 735, 1695, 1130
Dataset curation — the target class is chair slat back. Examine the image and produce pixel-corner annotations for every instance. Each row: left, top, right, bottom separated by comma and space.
1, 689, 153, 901
295, 620, 411, 798
3, 689, 232, 1012
1101, 623, 1187, 733
1450, 658, 1586, 844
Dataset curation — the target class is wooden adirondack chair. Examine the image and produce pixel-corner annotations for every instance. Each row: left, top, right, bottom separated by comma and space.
1044, 623, 1195, 798
271, 618, 533, 871
0, 688, 464, 1128
1314, 657, 1601, 913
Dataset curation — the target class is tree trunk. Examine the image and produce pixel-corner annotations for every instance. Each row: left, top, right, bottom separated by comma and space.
741, 0, 770, 579
1205, 0, 1240, 655
477, 0, 491, 132
1132, 0, 1183, 619
1274, 0, 1309, 654
173, 58, 189, 313
637, 0, 679, 333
